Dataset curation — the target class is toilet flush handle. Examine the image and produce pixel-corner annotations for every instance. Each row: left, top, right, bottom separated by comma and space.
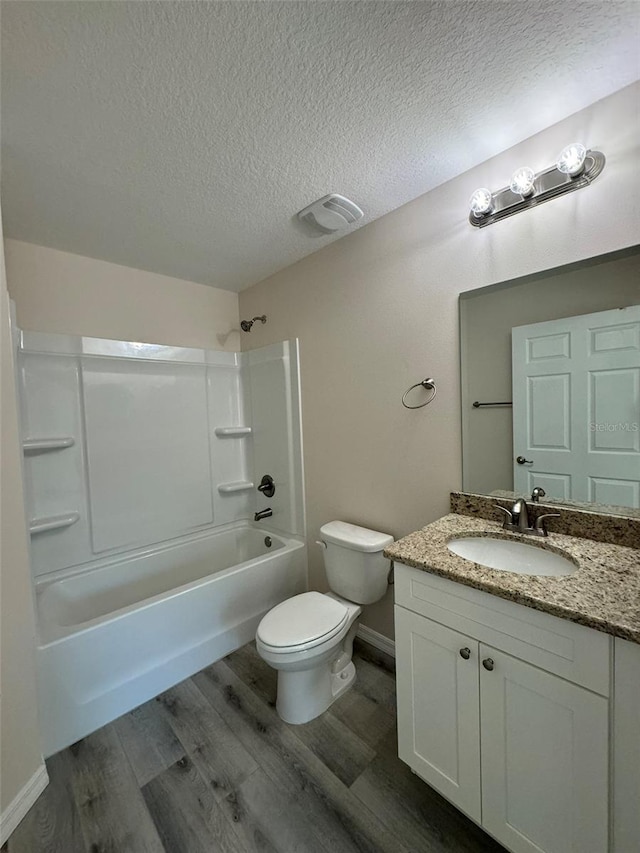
315, 540, 327, 549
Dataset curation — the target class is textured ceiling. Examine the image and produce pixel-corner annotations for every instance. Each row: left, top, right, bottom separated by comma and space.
2, 1, 639, 292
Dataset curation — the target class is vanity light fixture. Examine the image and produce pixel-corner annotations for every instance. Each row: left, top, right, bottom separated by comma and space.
556, 142, 587, 176
509, 167, 535, 198
469, 187, 493, 217
469, 142, 605, 227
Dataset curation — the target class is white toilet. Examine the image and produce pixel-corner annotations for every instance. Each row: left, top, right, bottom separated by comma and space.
255, 520, 393, 724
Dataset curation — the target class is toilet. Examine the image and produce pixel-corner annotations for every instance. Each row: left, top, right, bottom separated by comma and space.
255, 520, 393, 724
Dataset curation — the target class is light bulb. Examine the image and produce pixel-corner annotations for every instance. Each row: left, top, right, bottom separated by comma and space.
556, 142, 587, 177
510, 167, 535, 197
469, 188, 493, 217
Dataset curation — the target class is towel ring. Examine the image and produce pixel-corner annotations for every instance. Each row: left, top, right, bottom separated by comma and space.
402, 378, 437, 409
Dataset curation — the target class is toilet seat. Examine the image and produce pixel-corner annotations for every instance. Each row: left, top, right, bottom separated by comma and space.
256, 592, 349, 653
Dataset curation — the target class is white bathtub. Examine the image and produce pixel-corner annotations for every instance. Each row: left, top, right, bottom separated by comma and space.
36, 523, 306, 756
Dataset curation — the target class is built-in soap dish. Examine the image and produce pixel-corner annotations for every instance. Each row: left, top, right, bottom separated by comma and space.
218, 481, 254, 494
23, 437, 75, 453
30, 512, 80, 534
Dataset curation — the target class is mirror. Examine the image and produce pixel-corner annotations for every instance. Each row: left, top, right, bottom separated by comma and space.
459, 245, 640, 516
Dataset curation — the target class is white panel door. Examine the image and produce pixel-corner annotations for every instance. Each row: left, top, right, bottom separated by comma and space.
512, 306, 640, 506
479, 646, 609, 853
395, 606, 481, 822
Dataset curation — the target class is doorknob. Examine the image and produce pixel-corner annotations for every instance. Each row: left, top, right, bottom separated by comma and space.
516, 456, 533, 465
459, 647, 471, 660
482, 658, 495, 671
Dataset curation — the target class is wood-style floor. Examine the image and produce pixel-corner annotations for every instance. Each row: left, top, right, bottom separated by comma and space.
6, 641, 506, 853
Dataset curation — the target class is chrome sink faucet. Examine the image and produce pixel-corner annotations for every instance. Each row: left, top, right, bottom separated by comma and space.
495, 498, 560, 538
510, 498, 530, 532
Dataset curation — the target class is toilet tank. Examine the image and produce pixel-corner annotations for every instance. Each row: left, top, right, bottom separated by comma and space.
319, 521, 394, 605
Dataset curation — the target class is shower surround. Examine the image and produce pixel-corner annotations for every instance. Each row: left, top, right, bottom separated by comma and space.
16, 330, 306, 755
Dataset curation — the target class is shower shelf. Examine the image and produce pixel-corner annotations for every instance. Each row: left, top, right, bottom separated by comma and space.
218, 481, 254, 494
214, 427, 252, 437
29, 511, 80, 535
23, 437, 75, 453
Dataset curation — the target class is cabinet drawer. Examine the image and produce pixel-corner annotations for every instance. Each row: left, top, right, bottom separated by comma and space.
395, 563, 611, 696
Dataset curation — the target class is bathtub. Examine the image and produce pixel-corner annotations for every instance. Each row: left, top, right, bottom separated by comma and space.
36, 523, 306, 756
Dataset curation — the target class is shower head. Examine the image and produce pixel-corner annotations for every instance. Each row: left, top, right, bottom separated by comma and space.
240, 315, 267, 332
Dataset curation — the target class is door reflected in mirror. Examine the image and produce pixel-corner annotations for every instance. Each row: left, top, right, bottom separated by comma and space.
459, 246, 640, 515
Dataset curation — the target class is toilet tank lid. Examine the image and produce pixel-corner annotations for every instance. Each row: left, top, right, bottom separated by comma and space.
320, 521, 394, 553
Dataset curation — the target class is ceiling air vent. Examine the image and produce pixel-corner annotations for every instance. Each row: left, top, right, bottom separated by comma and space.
297, 194, 364, 235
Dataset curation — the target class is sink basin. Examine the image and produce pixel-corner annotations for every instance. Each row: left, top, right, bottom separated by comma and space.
447, 536, 576, 577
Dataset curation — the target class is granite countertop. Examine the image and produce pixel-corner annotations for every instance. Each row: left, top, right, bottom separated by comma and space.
385, 513, 640, 644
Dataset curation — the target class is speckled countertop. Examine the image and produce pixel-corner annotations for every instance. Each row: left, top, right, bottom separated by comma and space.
385, 514, 640, 644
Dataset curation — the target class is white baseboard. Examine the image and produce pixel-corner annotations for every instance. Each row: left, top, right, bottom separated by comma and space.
0, 763, 49, 845
357, 624, 395, 658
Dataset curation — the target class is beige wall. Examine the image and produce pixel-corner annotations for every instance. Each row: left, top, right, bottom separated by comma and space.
461, 249, 640, 496
4, 240, 240, 351
239, 83, 640, 639
0, 219, 46, 825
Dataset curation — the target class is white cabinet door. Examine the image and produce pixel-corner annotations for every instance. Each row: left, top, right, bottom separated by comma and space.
395, 606, 481, 822
479, 645, 609, 853
512, 305, 640, 507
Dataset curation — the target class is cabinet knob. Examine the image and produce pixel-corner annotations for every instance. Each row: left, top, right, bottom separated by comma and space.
459, 647, 471, 660
482, 657, 494, 671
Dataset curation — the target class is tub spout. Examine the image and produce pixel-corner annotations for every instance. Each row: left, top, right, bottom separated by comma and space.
254, 508, 273, 521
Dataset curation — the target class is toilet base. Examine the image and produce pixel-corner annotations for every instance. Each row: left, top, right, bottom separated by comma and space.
331, 660, 356, 702
276, 657, 357, 725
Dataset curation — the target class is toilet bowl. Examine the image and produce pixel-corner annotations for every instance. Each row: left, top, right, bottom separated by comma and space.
256, 521, 393, 725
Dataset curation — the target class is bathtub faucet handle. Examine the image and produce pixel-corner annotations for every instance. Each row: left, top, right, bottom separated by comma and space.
257, 474, 275, 498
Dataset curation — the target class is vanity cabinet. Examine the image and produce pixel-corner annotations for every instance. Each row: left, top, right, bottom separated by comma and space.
395, 564, 611, 853
612, 637, 640, 853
